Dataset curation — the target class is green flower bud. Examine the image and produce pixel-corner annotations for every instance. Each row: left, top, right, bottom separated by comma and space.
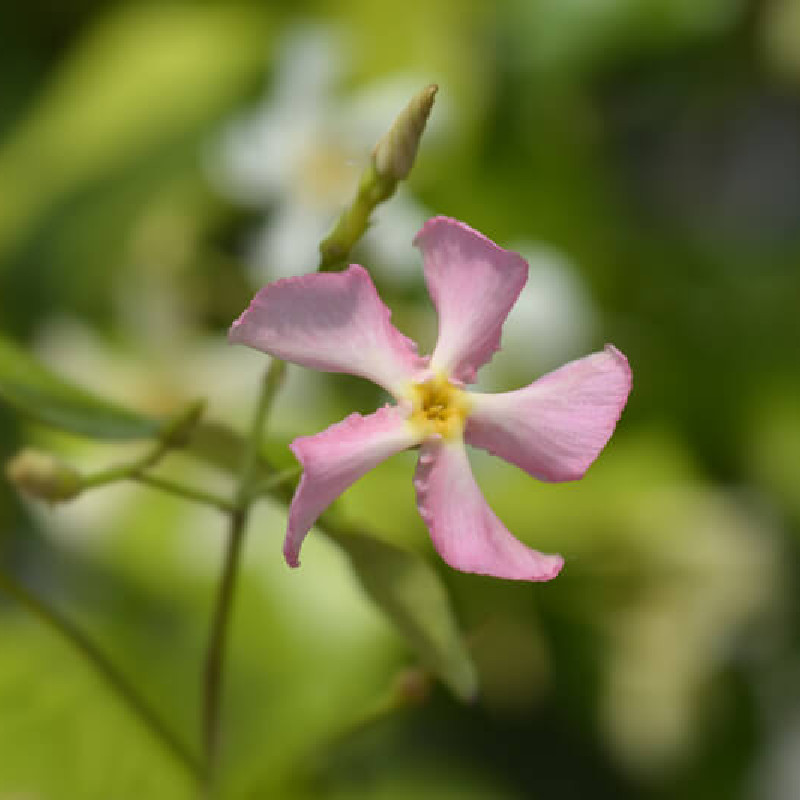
373, 84, 438, 182
5, 448, 83, 502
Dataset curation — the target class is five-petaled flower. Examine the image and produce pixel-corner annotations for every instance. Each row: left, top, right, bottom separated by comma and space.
230, 217, 631, 581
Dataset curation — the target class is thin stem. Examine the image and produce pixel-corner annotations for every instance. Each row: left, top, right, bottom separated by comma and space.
318, 164, 396, 271
236, 360, 286, 506
201, 359, 285, 789
133, 474, 235, 514
79, 416, 234, 513
81, 400, 204, 491
317, 85, 437, 272
81, 440, 173, 489
0, 569, 202, 780
201, 509, 246, 788
248, 465, 302, 501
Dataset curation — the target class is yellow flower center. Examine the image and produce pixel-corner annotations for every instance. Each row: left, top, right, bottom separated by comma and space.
408, 374, 471, 440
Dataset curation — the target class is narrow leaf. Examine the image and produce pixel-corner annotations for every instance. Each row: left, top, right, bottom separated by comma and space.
0, 335, 269, 484
326, 526, 478, 702
0, 334, 161, 440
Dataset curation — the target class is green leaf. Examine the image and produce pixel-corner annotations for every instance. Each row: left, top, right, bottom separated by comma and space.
326, 525, 478, 703
0, 334, 162, 440
186, 421, 276, 483
0, 334, 271, 484
0, 3, 270, 260
184, 420, 247, 474
0, 617, 195, 799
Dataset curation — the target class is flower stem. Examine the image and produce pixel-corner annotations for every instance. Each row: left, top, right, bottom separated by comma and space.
133, 474, 235, 514
318, 164, 396, 271
77, 402, 234, 514
0, 568, 202, 780
201, 359, 285, 789
202, 508, 246, 787
80, 445, 169, 488
82, 452, 234, 514
317, 84, 438, 272
248, 465, 302, 501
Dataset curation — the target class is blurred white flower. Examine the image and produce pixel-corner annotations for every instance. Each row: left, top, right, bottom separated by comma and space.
600, 489, 782, 774
210, 25, 442, 284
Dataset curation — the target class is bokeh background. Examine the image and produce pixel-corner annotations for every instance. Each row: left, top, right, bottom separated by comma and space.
2, 1, 800, 798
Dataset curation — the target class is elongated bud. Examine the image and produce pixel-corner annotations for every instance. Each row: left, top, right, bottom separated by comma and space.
373, 84, 438, 182
5, 448, 83, 502
319, 83, 439, 271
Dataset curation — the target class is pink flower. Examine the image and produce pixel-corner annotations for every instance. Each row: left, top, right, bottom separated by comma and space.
230, 217, 631, 581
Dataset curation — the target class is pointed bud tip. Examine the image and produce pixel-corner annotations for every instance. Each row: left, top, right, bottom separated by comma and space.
373, 83, 440, 182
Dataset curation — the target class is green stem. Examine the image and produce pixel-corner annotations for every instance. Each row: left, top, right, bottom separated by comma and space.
81, 400, 205, 491
83, 456, 234, 515
81, 441, 173, 490
201, 508, 245, 790
248, 465, 302, 501
0, 569, 202, 780
79, 411, 234, 514
318, 164, 396, 271
236, 360, 286, 506
133, 474, 234, 514
201, 359, 285, 789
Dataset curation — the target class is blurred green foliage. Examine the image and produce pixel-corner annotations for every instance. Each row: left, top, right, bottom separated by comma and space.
1, 0, 800, 798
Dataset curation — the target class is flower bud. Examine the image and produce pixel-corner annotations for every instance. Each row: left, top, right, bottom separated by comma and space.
5, 448, 83, 502
373, 84, 438, 182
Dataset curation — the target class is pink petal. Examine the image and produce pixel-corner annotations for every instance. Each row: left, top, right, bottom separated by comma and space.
414, 217, 528, 384
465, 345, 632, 483
414, 439, 564, 581
285, 405, 420, 567
229, 265, 424, 396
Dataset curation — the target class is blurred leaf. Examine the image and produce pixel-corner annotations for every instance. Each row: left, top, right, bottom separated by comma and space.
507, 0, 743, 78
0, 333, 162, 440
60, 490, 404, 799
186, 420, 273, 483
184, 419, 247, 475
327, 525, 478, 702
745, 384, 800, 527
0, 617, 195, 799
0, 333, 269, 480
0, 2, 271, 259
